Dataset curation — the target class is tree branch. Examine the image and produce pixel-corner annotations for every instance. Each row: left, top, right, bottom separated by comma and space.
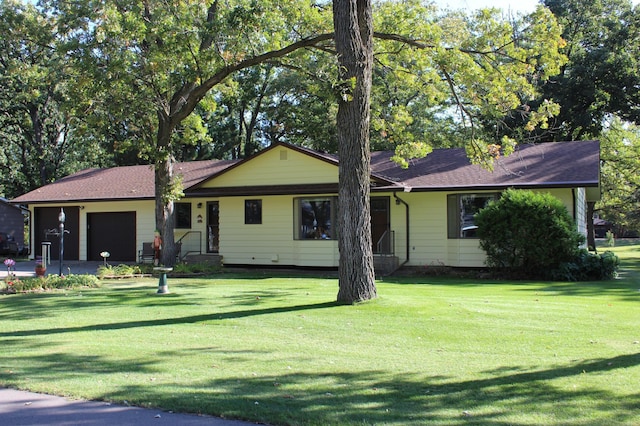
169, 32, 335, 126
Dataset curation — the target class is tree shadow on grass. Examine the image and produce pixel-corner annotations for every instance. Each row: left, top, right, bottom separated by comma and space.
177, 269, 339, 282
527, 280, 640, 301
382, 275, 640, 302
14, 352, 634, 426
0, 301, 339, 338
0, 286, 205, 321
2, 315, 638, 426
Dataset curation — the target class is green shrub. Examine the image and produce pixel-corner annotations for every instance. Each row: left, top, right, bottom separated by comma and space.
171, 262, 221, 275
476, 189, 585, 279
97, 264, 143, 278
551, 250, 620, 281
9, 274, 100, 292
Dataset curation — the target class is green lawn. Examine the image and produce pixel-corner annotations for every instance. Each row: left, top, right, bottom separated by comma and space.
1, 244, 639, 425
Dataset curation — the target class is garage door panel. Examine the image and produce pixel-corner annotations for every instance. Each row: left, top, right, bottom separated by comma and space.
34, 207, 79, 261
88, 212, 136, 261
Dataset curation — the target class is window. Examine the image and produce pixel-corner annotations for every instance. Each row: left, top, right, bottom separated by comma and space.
294, 197, 336, 240
447, 193, 498, 238
175, 203, 192, 229
245, 199, 262, 224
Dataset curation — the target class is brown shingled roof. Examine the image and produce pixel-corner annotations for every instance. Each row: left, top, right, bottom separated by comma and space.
370, 140, 600, 191
11, 141, 599, 204
12, 159, 238, 204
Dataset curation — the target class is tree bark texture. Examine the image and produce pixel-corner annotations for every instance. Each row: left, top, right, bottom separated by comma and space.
155, 117, 177, 267
333, 0, 377, 304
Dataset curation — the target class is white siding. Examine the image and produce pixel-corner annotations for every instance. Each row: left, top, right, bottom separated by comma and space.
218, 195, 339, 267
392, 188, 580, 268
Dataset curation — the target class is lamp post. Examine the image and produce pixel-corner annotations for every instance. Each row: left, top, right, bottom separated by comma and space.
58, 208, 65, 276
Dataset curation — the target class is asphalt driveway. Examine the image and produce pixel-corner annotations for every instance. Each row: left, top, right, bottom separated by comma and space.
0, 388, 257, 426
1, 260, 106, 278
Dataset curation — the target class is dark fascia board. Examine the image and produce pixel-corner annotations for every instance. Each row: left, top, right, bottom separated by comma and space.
2, 198, 29, 212
397, 181, 600, 193
12, 197, 156, 206
187, 183, 340, 198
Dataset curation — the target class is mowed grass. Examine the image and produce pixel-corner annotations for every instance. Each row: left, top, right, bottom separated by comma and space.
1, 244, 639, 425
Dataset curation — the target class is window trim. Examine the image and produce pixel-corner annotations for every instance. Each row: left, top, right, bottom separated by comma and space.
294, 197, 337, 240
447, 193, 499, 239
174, 202, 192, 229
244, 199, 262, 225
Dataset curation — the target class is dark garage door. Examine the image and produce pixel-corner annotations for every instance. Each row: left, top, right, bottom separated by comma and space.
87, 212, 136, 261
34, 207, 80, 261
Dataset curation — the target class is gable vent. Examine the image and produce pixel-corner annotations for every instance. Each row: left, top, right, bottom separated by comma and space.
280, 150, 288, 160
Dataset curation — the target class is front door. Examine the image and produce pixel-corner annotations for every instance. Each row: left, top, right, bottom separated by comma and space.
371, 197, 390, 254
207, 201, 219, 253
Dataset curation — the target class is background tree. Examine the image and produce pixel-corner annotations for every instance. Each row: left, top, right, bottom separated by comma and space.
490, 0, 640, 241
31, 0, 566, 303
496, 0, 640, 142
43, 0, 335, 266
185, 64, 337, 161
597, 118, 640, 236
0, 0, 107, 199
542, 0, 639, 140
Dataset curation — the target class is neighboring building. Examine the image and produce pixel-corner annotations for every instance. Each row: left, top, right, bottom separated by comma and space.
0, 197, 28, 255
11, 141, 600, 272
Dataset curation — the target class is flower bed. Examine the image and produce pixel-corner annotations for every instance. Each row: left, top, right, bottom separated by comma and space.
1, 274, 100, 294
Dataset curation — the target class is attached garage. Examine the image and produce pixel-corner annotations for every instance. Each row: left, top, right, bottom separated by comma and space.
34, 207, 80, 261
87, 212, 137, 261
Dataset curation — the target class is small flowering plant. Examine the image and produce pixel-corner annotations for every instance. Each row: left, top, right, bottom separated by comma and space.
4, 258, 16, 273
3, 258, 17, 292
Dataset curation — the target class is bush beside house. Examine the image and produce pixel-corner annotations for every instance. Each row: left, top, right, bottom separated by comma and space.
476, 189, 618, 280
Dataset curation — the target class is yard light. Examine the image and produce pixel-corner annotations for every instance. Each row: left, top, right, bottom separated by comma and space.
58, 208, 65, 276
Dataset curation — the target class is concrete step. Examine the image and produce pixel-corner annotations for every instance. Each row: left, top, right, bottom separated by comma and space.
374, 255, 399, 276
183, 253, 223, 266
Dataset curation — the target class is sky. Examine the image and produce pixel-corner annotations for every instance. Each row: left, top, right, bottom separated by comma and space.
434, 0, 639, 14
435, 0, 539, 14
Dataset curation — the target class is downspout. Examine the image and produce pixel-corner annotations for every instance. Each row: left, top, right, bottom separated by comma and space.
392, 192, 410, 271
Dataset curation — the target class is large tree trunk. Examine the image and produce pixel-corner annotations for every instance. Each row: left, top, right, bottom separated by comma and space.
333, 0, 377, 304
155, 119, 177, 267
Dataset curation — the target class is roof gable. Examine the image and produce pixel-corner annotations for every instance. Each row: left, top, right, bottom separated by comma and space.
10, 141, 600, 204
192, 143, 340, 189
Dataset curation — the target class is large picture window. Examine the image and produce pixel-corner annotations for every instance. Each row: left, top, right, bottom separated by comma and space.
175, 203, 192, 229
294, 197, 336, 240
447, 193, 498, 238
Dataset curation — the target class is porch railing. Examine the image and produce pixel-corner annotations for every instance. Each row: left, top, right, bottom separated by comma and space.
176, 231, 202, 261
375, 229, 395, 255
